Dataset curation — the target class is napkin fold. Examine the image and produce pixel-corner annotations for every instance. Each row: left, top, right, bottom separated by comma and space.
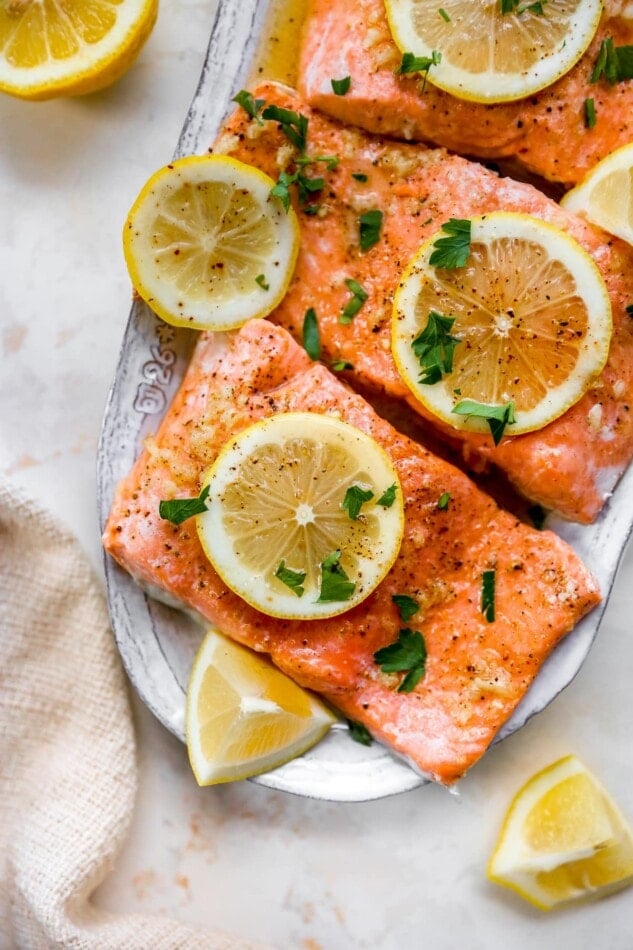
0, 479, 253, 949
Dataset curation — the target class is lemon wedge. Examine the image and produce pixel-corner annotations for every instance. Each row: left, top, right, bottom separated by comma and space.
561, 142, 633, 245
391, 212, 611, 440
196, 412, 404, 620
384, 0, 602, 104
123, 155, 300, 331
488, 755, 633, 910
186, 627, 335, 785
0, 0, 157, 100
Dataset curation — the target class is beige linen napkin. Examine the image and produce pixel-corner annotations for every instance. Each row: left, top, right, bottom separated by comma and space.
0, 478, 255, 949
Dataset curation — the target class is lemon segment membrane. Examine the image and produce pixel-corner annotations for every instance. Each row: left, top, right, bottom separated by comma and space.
391, 212, 612, 438
196, 412, 405, 620
383, 0, 603, 104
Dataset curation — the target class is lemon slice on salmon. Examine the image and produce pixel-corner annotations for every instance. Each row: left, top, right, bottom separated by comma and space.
488, 755, 633, 910
196, 412, 404, 620
186, 627, 335, 785
0, 0, 157, 100
383, 0, 602, 104
123, 155, 300, 331
561, 142, 633, 245
391, 212, 611, 440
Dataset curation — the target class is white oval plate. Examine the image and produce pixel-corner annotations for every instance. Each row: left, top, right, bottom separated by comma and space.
97, 0, 633, 801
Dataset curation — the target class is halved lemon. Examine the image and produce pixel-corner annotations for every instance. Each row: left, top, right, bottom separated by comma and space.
0, 0, 157, 100
391, 212, 611, 439
561, 142, 633, 245
384, 0, 602, 104
196, 412, 404, 620
123, 155, 300, 331
186, 627, 335, 785
488, 755, 633, 910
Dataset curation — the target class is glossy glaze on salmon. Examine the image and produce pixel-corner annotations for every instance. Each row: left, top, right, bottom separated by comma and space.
103, 321, 600, 784
298, 0, 633, 187
215, 82, 633, 524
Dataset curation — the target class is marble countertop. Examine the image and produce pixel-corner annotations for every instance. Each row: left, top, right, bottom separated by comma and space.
2, 3, 633, 947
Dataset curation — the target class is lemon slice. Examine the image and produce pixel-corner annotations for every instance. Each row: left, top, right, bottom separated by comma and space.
196, 412, 404, 620
384, 0, 602, 104
488, 755, 633, 910
0, 0, 157, 100
123, 155, 300, 331
391, 212, 611, 439
186, 627, 335, 785
561, 142, 633, 245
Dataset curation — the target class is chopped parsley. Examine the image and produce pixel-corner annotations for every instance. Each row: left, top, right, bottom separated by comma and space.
396, 50, 442, 90
374, 628, 427, 693
591, 38, 633, 85
331, 76, 351, 95
438, 491, 451, 510
626, 303, 633, 317
411, 311, 461, 384
481, 569, 496, 623
429, 218, 472, 269
342, 484, 374, 520
255, 274, 269, 290
317, 550, 356, 603
302, 307, 321, 361
275, 561, 306, 597
159, 484, 210, 525
347, 719, 373, 745
453, 398, 516, 445
377, 483, 397, 507
340, 278, 369, 323
584, 97, 597, 129
352, 172, 368, 182
528, 504, 547, 530
330, 359, 354, 371
438, 7, 451, 21
232, 89, 265, 123
392, 594, 420, 622
261, 103, 308, 151
501, 0, 546, 12
359, 209, 383, 251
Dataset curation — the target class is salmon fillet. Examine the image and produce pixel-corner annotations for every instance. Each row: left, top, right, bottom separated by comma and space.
103, 320, 600, 784
298, 0, 633, 187
215, 82, 633, 524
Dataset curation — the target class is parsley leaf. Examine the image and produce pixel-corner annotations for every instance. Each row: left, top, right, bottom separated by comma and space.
159, 484, 210, 525
359, 209, 383, 251
501, 0, 547, 12
438, 7, 451, 21
347, 719, 373, 745
261, 104, 308, 151
392, 594, 420, 622
331, 76, 351, 95
275, 561, 306, 597
429, 218, 471, 269
270, 170, 295, 212
377, 483, 397, 507
330, 359, 354, 372
437, 491, 451, 510
318, 550, 356, 603
255, 274, 269, 290
626, 303, 633, 318
302, 307, 321, 360
352, 172, 368, 182
232, 89, 265, 123
591, 38, 633, 85
584, 97, 597, 129
396, 50, 442, 89
411, 311, 461, 384
481, 569, 496, 623
340, 278, 369, 323
342, 484, 374, 520
453, 398, 516, 445
374, 628, 427, 693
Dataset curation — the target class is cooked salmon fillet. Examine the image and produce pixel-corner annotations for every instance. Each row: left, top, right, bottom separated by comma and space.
215, 82, 633, 524
298, 0, 633, 187
103, 321, 600, 784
